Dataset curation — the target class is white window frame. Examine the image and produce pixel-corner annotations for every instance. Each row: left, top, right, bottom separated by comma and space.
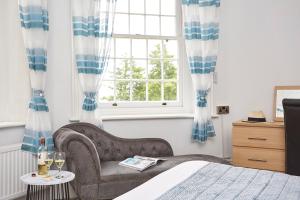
70, 0, 200, 118
99, 34, 183, 109
100, 0, 183, 107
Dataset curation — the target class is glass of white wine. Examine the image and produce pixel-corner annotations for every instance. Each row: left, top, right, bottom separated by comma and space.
54, 152, 65, 179
45, 152, 54, 177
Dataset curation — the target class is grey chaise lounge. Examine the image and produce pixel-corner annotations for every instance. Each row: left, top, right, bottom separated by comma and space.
53, 122, 229, 200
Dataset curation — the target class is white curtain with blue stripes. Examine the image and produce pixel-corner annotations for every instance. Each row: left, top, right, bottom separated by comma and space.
19, 0, 53, 153
182, 0, 220, 142
72, 0, 116, 127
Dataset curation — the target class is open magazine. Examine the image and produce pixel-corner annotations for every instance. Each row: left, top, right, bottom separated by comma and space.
119, 155, 166, 171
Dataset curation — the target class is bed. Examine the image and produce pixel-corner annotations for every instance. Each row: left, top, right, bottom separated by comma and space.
115, 161, 300, 200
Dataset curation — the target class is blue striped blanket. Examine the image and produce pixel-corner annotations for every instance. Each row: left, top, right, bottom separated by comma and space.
157, 163, 300, 200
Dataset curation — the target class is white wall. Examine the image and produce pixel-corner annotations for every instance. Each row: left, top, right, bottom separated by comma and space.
1, 0, 300, 158
216, 0, 300, 156
0, 0, 29, 122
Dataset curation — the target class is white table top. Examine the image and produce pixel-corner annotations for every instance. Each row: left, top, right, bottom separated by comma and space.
20, 170, 75, 186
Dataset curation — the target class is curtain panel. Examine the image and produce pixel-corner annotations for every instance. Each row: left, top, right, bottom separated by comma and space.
181, 0, 220, 142
19, 0, 53, 153
72, 0, 116, 127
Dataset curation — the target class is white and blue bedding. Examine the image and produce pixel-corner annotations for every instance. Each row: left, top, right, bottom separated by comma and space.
158, 162, 300, 200
116, 161, 300, 200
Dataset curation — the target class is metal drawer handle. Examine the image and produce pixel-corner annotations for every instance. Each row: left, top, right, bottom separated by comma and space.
248, 158, 267, 163
248, 137, 267, 141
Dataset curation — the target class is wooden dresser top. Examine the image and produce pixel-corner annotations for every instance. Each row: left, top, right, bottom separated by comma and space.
233, 121, 284, 128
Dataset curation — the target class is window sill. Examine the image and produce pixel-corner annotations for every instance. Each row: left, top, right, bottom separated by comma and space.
102, 113, 194, 121
0, 122, 25, 129
70, 113, 219, 122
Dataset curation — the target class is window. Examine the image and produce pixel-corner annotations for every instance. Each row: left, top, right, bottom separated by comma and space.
0, 0, 29, 122
99, 0, 182, 107
71, 0, 193, 118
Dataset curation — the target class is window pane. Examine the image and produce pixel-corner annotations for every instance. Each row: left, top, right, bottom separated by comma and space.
99, 81, 114, 102
116, 59, 131, 79
146, 16, 160, 35
164, 82, 177, 101
132, 39, 146, 58
130, 15, 144, 34
132, 81, 146, 101
116, 0, 128, 13
161, 16, 176, 36
161, 0, 176, 15
130, 0, 144, 13
148, 81, 161, 101
103, 60, 115, 80
163, 60, 177, 80
148, 59, 161, 79
99, 0, 180, 105
116, 38, 130, 58
148, 40, 161, 59
114, 14, 129, 34
163, 40, 177, 59
146, 0, 159, 15
116, 81, 130, 101
132, 59, 146, 79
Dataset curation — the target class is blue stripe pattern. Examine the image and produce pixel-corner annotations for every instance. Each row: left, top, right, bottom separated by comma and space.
189, 56, 216, 74
193, 90, 215, 142
19, 0, 53, 154
76, 54, 105, 74
196, 90, 208, 107
19, 5, 49, 30
158, 163, 300, 200
21, 129, 54, 153
29, 90, 49, 112
184, 22, 219, 40
73, 16, 110, 38
72, 0, 115, 125
192, 119, 215, 142
26, 48, 47, 71
182, 0, 220, 7
83, 92, 97, 111
182, 0, 219, 143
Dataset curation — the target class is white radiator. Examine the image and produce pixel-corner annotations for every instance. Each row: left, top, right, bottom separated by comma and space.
0, 144, 37, 200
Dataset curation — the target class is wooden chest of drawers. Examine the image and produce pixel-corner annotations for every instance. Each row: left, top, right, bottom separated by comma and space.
232, 121, 285, 172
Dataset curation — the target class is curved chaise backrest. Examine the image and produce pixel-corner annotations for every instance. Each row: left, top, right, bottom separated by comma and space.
57, 122, 173, 161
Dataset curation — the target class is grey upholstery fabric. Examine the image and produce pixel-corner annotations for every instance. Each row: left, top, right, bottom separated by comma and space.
99, 155, 230, 199
61, 123, 174, 161
54, 128, 101, 199
53, 123, 229, 200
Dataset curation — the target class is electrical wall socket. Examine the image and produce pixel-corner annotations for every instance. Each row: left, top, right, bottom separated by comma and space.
216, 105, 229, 114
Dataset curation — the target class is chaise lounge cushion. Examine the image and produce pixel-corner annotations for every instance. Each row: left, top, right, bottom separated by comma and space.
99, 155, 229, 199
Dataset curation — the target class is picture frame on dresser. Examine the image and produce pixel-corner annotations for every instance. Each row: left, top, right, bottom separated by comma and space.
273, 86, 300, 122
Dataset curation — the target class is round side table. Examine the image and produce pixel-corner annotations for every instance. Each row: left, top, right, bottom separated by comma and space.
20, 170, 75, 200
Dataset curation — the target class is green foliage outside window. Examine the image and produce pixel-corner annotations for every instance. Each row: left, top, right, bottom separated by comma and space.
102, 42, 178, 102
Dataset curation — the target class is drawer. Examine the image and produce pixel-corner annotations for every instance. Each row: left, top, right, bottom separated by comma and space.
232, 126, 285, 149
232, 147, 285, 172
